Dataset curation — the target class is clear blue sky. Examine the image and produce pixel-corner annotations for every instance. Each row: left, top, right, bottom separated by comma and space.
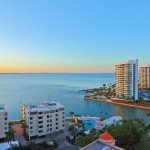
0, 0, 150, 73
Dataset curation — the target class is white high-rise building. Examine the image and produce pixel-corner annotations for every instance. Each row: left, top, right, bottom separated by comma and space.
0, 104, 8, 140
21, 101, 65, 139
115, 59, 138, 100
139, 65, 150, 89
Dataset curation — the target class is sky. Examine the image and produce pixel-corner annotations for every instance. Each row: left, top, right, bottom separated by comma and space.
0, 0, 150, 73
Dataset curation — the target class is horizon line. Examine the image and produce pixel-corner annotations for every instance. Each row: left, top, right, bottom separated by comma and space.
0, 72, 114, 74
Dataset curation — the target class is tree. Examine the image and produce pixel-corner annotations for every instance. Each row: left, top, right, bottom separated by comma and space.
69, 111, 75, 117
105, 112, 108, 118
106, 118, 146, 149
146, 112, 150, 124
100, 111, 103, 118
6, 128, 15, 143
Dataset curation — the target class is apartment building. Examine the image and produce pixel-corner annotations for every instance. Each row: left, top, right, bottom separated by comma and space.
115, 59, 138, 100
139, 65, 150, 89
0, 104, 8, 141
22, 101, 65, 139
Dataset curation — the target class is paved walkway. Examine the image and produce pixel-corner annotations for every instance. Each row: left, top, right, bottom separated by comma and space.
12, 124, 26, 145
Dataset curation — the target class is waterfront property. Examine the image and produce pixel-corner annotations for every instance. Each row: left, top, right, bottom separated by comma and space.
139, 65, 150, 89
115, 59, 138, 100
0, 104, 8, 141
21, 101, 65, 139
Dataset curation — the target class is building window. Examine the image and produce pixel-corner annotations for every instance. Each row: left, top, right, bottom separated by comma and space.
56, 114, 58, 116
50, 124, 52, 126
47, 124, 49, 127
63, 124, 65, 127
38, 116, 43, 119
30, 131, 33, 134
47, 120, 49, 123
47, 129, 49, 131
50, 128, 52, 131
4, 122, 7, 125
30, 122, 33, 124
30, 117, 33, 120
5, 112, 7, 116
56, 118, 58, 121
62, 112, 65, 115
5, 127, 7, 130
47, 115, 49, 118
39, 130, 43, 133
56, 123, 58, 125
39, 125, 43, 128
38, 112, 43, 115
4, 117, 7, 120
56, 127, 58, 129
38, 121, 43, 124
30, 126, 33, 129
50, 119, 52, 122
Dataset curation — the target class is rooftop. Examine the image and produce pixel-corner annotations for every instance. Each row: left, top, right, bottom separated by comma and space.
80, 140, 123, 150
0, 104, 7, 112
22, 101, 64, 112
100, 132, 113, 141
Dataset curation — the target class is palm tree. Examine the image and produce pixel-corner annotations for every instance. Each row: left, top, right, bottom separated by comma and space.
69, 111, 75, 117
6, 128, 15, 145
146, 112, 150, 124
100, 111, 103, 118
105, 112, 108, 118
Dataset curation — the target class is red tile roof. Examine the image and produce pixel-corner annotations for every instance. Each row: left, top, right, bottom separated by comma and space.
100, 132, 113, 140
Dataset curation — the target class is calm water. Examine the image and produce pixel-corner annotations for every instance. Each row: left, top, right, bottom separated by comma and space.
0, 73, 149, 122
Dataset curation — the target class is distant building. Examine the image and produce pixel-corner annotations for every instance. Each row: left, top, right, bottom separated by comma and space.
80, 132, 125, 150
0, 104, 8, 141
21, 101, 65, 139
139, 65, 150, 89
115, 59, 138, 100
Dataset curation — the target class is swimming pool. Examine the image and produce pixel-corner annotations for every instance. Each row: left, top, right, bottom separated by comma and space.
83, 119, 96, 130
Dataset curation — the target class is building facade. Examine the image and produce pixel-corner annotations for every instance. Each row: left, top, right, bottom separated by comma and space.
0, 104, 8, 141
115, 59, 138, 100
139, 65, 150, 89
21, 101, 65, 139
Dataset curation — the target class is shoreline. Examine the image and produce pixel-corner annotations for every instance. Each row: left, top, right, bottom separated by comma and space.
84, 97, 150, 111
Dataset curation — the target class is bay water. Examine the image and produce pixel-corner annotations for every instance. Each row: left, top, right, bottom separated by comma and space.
0, 73, 149, 122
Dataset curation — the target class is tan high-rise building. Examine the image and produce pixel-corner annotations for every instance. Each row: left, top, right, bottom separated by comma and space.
139, 65, 150, 89
115, 59, 138, 100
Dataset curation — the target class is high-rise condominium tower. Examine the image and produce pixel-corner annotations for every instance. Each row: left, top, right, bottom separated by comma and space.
115, 59, 138, 100
139, 65, 150, 89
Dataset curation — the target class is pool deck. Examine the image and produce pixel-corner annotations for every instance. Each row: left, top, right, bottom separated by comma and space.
77, 116, 101, 129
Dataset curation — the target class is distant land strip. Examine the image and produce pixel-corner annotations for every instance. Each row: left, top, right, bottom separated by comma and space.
84, 97, 150, 111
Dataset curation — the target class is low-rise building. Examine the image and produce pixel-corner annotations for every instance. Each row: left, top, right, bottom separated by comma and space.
0, 104, 8, 141
80, 132, 125, 150
21, 101, 65, 139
